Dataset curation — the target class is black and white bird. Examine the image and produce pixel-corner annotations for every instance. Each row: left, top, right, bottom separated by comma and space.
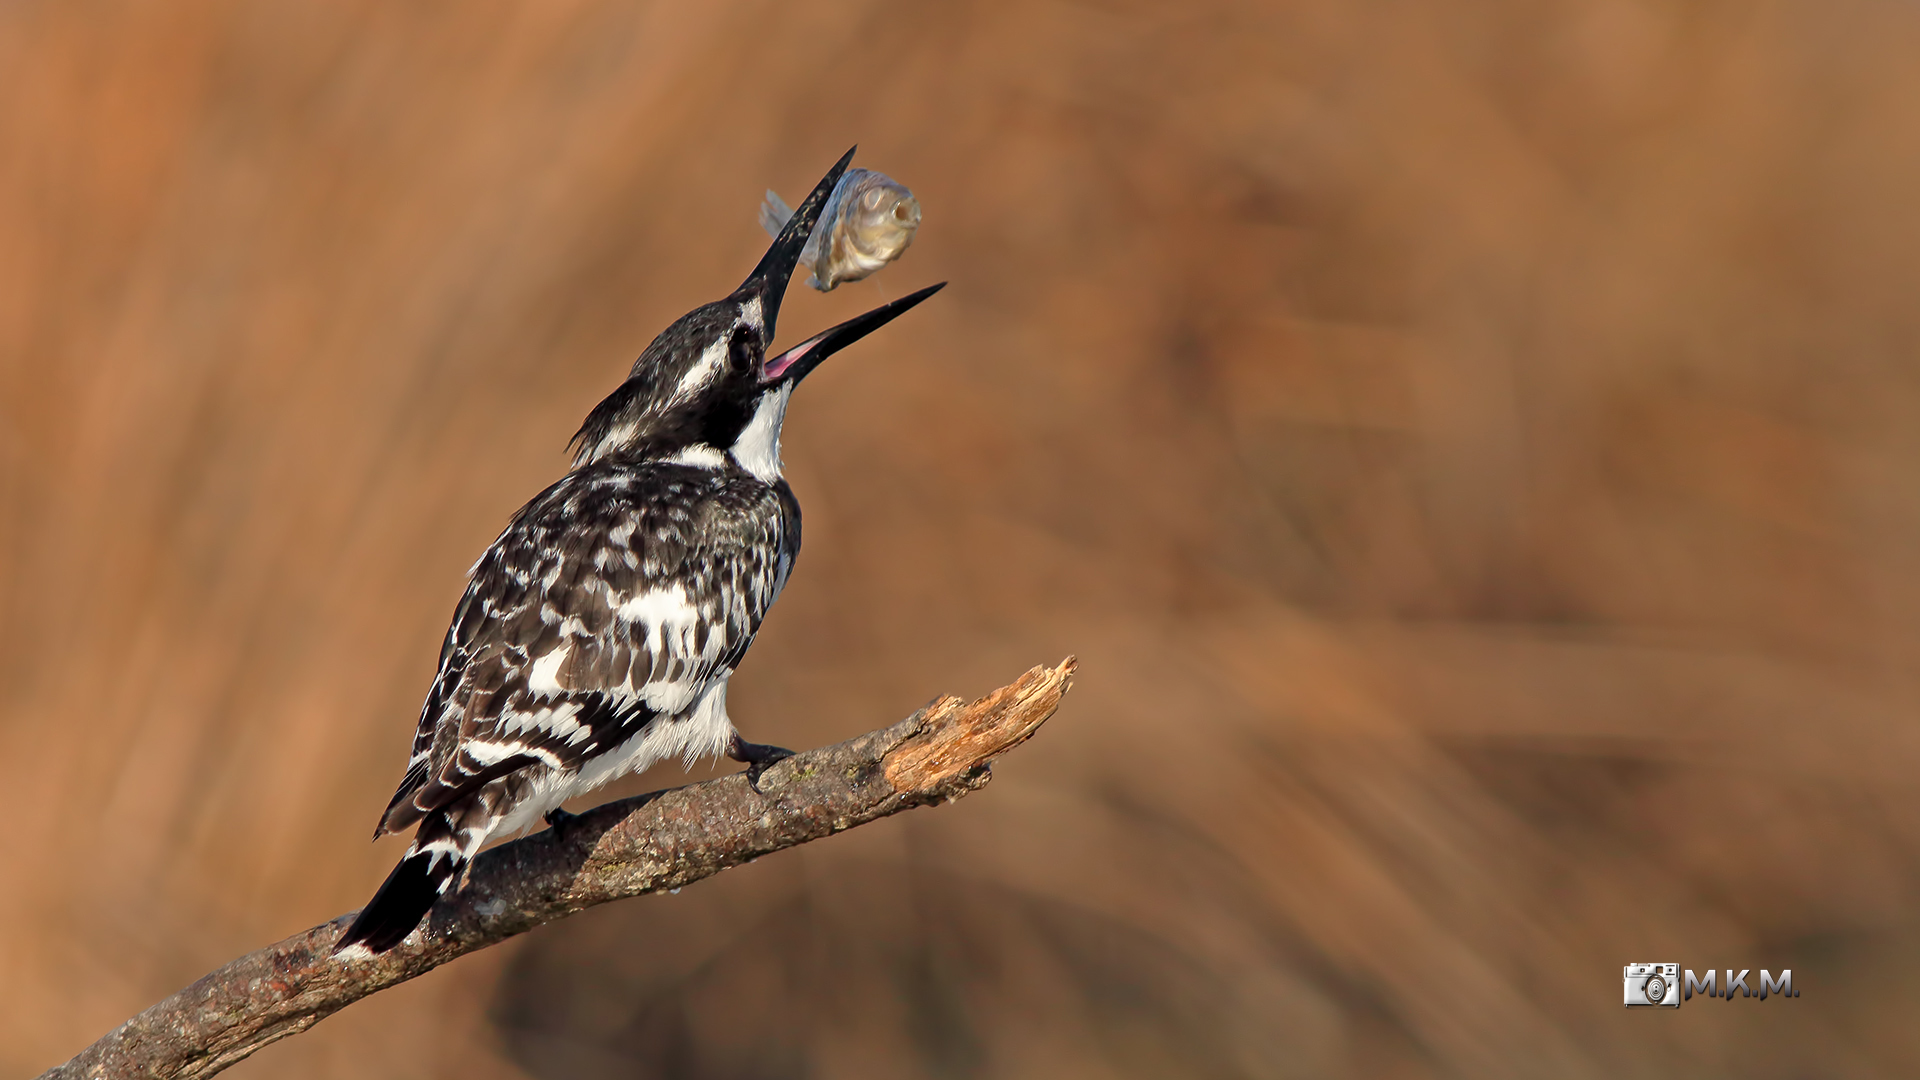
336, 149, 943, 954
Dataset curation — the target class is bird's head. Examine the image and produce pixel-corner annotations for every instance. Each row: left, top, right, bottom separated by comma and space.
571, 148, 944, 480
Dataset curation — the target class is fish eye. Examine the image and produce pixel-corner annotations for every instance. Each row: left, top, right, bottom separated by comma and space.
863, 189, 887, 210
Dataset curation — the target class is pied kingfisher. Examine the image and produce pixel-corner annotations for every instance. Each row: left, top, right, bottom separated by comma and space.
337, 149, 943, 953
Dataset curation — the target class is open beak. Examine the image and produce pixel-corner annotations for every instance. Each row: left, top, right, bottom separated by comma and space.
737, 146, 856, 340
762, 282, 946, 387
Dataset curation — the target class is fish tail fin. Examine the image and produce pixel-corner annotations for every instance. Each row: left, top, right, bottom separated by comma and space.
759, 189, 794, 237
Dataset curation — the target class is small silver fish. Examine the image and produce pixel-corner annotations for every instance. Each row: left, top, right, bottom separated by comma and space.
759, 167, 921, 292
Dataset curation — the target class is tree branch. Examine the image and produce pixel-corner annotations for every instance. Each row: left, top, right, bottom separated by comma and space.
42, 659, 1076, 1080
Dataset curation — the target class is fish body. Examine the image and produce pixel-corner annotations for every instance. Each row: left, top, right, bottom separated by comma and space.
760, 168, 920, 291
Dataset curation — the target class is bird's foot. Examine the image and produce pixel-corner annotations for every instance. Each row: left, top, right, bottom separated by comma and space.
727, 734, 796, 790
726, 734, 795, 767
544, 806, 580, 838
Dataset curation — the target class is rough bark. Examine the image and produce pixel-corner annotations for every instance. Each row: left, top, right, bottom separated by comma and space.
43, 659, 1075, 1080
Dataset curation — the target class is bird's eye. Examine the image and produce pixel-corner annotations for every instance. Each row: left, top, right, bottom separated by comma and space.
728, 327, 757, 372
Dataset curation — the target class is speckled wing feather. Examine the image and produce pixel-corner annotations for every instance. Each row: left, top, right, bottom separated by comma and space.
376, 461, 799, 839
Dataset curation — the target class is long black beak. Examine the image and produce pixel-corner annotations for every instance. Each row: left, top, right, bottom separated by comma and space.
737, 146, 856, 340
763, 282, 946, 386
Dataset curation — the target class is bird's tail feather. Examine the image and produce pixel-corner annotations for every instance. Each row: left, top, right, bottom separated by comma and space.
335, 814, 472, 954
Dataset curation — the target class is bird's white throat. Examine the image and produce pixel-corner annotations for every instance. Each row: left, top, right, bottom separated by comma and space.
730, 383, 791, 483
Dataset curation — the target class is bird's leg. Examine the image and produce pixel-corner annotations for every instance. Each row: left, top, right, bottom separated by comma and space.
727, 733, 796, 767
727, 733, 795, 789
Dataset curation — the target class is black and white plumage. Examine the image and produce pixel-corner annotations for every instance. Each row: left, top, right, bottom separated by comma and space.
336, 148, 944, 954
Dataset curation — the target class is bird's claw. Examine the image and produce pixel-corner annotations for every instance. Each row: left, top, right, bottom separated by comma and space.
544, 806, 580, 838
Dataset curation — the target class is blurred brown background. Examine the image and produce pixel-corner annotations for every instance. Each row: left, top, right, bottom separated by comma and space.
6, 1, 1920, 1076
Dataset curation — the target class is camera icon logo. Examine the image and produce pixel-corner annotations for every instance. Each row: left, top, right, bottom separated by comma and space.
1624, 963, 1680, 1008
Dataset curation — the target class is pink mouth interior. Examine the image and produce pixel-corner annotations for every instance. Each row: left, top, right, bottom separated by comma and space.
762, 334, 824, 382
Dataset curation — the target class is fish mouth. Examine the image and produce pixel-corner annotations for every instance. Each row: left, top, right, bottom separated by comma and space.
856, 185, 920, 239
737, 147, 857, 340
762, 282, 946, 387
859, 195, 920, 249
886, 192, 921, 228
